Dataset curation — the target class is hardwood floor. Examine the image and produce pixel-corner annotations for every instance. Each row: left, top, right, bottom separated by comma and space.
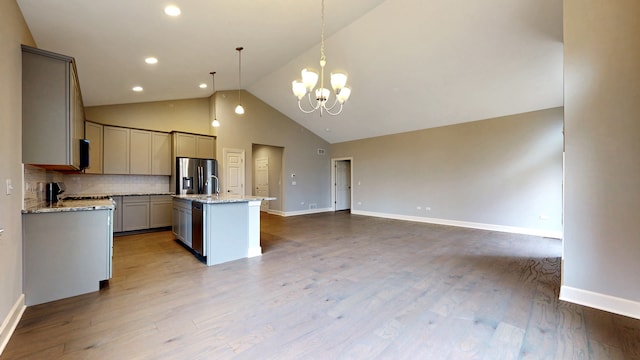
3, 212, 640, 359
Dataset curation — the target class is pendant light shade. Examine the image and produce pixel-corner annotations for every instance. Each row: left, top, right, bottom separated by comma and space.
210, 72, 220, 127
235, 47, 245, 115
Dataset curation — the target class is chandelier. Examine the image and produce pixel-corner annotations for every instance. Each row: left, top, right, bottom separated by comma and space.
291, 0, 351, 116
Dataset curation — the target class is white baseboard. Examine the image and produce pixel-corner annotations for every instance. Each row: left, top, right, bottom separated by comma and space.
0, 294, 25, 356
350, 210, 563, 239
248, 246, 262, 258
273, 207, 334, 217
560, 286, 640, 320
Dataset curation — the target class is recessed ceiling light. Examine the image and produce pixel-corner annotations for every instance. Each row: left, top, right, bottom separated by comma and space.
132, 86, 143, 92
145, 57, 158, 64
164, 5, 181, 16
199, 83, 208, 89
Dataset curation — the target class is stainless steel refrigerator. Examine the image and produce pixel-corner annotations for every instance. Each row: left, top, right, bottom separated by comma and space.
175, 157, 219, 195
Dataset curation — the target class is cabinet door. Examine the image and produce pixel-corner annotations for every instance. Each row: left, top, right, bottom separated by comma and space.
122, 196, 150, 231
84, 122, 103, 174
103, 126, 130, 174
172, 206, 180, 238
113, 196, 123, 233
130, 129, 152, 175
152, 132, 171, 175
175, 133, 196, 158
22, 50, 71, 167
150, 195, 172, 228
196, 135, 215, 159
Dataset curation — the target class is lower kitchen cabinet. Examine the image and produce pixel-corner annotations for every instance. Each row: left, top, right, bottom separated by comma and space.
23, 208, 113, 306
172, 198, 192, 247
150, 195, 172, 228
122, 195, 150, 231
115, 194, 172, 233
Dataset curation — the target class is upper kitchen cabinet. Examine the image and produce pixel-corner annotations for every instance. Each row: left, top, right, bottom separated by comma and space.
103, 126, 130, 174
103, 125, 171, 175
130, 129, 152, 175
84, 121, 103, 174
22, 45, 86, 170
151, 132, 171, 175
173, 132, 216, 159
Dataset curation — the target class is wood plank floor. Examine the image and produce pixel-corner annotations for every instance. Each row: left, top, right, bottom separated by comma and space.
3, 212, 640, 359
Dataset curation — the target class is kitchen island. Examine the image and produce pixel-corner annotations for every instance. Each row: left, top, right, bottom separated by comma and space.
172, 194, 274, 266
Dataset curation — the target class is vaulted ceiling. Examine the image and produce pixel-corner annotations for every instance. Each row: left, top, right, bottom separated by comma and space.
17, 0, 563, 143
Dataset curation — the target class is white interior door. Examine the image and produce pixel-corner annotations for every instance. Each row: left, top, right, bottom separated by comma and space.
335, 160, 351, 211
224, 149, 245, 195
255, 157, 269, 211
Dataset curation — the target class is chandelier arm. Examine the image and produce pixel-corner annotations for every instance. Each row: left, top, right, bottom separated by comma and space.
297, 99, 319, 114
324, 103, 344, 116
305, 91, 321, 110
324, 97, 341, 112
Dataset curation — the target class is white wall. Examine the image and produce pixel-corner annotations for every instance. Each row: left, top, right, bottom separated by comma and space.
0, 0, 35, 352
562, 0, 640, 318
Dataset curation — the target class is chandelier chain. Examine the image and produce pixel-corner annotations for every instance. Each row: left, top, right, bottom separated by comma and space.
320, 0, 326, 63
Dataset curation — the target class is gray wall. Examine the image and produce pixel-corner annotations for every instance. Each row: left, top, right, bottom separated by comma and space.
0, 0, 35, 342
214, 90, 331, 212
564, 1, 640, 304
332, 108, 564, 235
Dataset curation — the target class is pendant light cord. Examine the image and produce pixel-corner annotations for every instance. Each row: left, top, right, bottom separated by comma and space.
236, 47, 243, 104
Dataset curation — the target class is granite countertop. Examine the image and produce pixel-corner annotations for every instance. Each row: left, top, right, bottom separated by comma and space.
173, 194, 276, 204
23, 199, 116, 214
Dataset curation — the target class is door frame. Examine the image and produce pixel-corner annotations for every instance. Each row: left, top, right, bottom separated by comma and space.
331, 157, 353, 212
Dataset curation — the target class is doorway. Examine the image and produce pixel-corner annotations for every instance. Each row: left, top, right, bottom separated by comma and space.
252, 144, 284, 213
332, 158, 353, 211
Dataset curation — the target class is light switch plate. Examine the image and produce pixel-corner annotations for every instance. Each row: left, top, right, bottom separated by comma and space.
6, 179, 13, 195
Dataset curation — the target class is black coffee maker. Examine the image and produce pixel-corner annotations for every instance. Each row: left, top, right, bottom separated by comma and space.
45, 182, 65, 203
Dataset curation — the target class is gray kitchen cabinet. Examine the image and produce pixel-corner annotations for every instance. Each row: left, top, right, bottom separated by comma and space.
130, 129, 152, 175
23, 208, 113, 306
22, 45, 85, 170
150, 195, 172, 228
103, 126, 130, 174
84, 121, 103, 174
196, 135, 215, 159
103, 126, 170, 175
173, 132, 216, 159
172, 198, 192, 247
151, 132, 171, 175
112, 196, 123, 232
122, 195, 150, 231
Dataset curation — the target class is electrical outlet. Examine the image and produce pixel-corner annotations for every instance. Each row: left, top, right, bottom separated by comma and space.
425, 207, 431, 211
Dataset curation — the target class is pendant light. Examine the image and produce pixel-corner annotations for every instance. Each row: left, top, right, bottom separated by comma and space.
235, 47, 245, 115
210, 71, 220, 127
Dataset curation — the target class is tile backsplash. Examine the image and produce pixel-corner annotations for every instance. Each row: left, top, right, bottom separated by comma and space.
63, 174, 170, 194
23, 165, 170, 208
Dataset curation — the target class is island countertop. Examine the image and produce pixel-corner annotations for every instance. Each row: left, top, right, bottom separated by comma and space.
22, 199, 116, 214
173, 194, 275, 204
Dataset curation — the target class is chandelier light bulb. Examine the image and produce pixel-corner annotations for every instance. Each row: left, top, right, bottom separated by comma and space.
330, 72, 348, 91
301, 68, 319, 92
